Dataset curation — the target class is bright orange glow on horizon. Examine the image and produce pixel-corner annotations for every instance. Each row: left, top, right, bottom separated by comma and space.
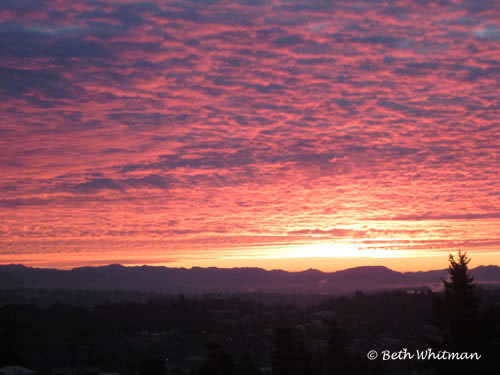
1, 242, 499, 273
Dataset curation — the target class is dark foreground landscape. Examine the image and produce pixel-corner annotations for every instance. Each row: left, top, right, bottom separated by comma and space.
1, 254, 500, 375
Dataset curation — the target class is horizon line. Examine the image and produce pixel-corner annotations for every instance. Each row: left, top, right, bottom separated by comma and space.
2, 262, 499, 274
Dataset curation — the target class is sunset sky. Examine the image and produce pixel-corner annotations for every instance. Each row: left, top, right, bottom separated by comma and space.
1, 0, 500, 271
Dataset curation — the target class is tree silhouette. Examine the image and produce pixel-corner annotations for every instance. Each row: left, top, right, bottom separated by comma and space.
434, 251, 478, 350
428, 251, 499, 375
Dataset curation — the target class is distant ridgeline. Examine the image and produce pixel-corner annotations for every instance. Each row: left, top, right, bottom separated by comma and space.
1, 264, 500, 295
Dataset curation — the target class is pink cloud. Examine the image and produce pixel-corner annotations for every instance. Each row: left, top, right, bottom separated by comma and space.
1, 0, 499, 269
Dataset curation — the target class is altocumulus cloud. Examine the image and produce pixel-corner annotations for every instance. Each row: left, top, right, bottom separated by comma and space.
1, 0, 500, 267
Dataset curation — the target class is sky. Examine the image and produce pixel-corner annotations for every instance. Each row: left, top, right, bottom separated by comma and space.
1, 0, 500, 271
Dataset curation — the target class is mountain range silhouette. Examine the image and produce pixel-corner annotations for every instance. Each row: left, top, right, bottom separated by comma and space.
1, 264, 500, 294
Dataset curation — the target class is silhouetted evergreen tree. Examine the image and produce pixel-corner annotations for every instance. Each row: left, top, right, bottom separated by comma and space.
428, 251, 499, 375
430, 251, 478, 352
